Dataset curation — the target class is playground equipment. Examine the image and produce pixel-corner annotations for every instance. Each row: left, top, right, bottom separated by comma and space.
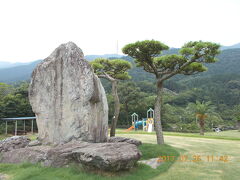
127, 108, 154, 132
146, 108, 154, 132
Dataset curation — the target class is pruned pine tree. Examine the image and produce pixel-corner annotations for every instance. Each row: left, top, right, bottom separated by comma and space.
123, 40, 220, 144
91, 58, 131, 137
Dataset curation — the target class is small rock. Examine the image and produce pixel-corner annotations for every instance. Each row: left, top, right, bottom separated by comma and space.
28, 140, 42, 147
0, 136, 30, 152
108, 137, 142, 146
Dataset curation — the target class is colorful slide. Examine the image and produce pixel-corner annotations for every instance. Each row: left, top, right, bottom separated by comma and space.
126, 126, 134, 131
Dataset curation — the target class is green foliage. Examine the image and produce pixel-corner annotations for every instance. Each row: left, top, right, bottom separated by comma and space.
0, 83, 13, 99
233, 105, 240, 122
187, 100, 216, 116
0, 82, 34, 134
123, 40, 220, 79
122, 40, 169, 73
118, 82, 142, 125
91, 58, 132, 80
0, 82, 34, 118
180, 41, 220, 63
206, 114, 224, 128
136, 81, 156, 94
154, 55, 207, 75
175, 123, 200, 133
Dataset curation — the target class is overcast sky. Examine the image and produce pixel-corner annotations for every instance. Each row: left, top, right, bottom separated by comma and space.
0, 0, 240, 63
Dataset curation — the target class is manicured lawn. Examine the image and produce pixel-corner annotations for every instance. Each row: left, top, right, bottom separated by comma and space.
116, 129, 240, 141
0, 130, 239, 180
0, 134, 11, 140
120, 133, 240, 180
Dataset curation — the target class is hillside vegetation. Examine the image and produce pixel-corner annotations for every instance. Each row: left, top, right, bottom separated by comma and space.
0, 48, 240, 133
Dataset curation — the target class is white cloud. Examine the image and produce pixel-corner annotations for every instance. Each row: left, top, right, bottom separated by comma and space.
0, 0, 239, 62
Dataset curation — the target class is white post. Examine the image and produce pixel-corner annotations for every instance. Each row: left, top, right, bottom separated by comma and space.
5, 121, 7, 135
15, 120, 17, 136
23, 120, 26, 132
31, 119, 34, 134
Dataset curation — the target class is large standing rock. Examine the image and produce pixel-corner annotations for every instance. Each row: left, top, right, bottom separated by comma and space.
29, 42, 108, 145
0, 141, 141, 171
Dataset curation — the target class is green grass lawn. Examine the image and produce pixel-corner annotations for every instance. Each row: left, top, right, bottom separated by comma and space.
120, 133, 240, 180
0, 133, 37, 141
0, 130, 239, 180
116, 129, 240, 141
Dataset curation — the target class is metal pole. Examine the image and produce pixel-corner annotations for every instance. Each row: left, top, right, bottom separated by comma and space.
15, 120, 17, 136
23, 120, 25, 132
5, 121, 7, 135
31, 119, 34, 134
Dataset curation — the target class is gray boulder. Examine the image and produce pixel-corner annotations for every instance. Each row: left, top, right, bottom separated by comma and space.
108, 136, 142, 146
0, 136, 30, 152
29, 42, 108, 145
0, 146, 50, 164
0, 141, 141, 171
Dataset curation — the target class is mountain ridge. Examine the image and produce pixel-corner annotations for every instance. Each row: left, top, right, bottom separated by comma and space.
0, 49, 239, 83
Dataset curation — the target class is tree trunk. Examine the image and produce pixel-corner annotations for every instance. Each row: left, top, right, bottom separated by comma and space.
154, 81, 164, 144
110, 80, 120, 137
237, 120, 240, 132
125, 103, 129, 126
199, 116, 205, 135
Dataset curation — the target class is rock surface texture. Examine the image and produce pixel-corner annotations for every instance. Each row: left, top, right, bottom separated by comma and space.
0, 141, 142, 171
29, 42, 108, 145
108, 137, 142, 146
0, 136, 30, 152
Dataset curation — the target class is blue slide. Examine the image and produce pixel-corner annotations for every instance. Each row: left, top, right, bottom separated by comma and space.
134, 121, 146, 129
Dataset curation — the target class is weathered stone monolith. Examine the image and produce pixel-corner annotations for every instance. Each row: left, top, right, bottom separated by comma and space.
29, 42, 108, 145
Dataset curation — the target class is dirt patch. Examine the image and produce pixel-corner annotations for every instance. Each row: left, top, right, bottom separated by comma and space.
0, 173, 9, 180
139, 158, 164, 169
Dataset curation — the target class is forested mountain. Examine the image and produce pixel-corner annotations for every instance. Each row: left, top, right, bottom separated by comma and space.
0, 54, 123, 83
0, 48, 239, 132
85, 54, 123, 60
221, 43, 240, 50
0, 61, 32, 69
125, 48, 240, 83
0, 60, 41, 83
0, 49, 239, 83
